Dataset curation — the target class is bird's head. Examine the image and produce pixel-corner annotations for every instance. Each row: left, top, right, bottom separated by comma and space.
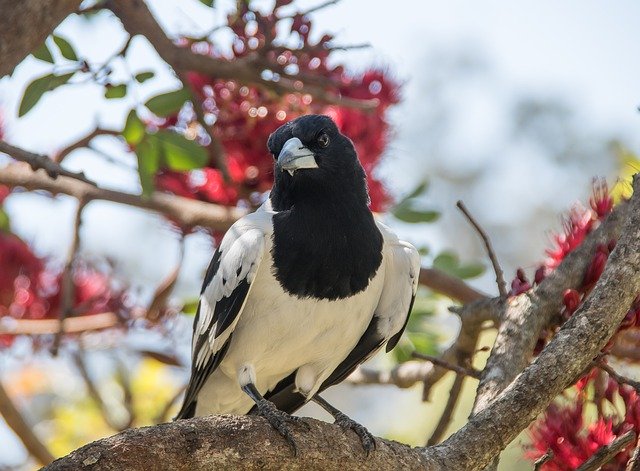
267, 114, 368, 210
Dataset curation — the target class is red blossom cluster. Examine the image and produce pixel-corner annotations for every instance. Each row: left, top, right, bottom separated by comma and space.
522, 181, 640, 470
0, 230, 128, 349
155, 2, 398, 218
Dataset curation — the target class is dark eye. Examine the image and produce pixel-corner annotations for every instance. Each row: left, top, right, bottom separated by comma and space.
317, 132, 330, 148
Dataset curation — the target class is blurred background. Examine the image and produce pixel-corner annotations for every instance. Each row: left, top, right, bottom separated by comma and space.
1, 1, 639, 469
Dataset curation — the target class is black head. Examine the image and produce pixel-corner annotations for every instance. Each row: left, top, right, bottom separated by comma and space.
267, 115, 368, 210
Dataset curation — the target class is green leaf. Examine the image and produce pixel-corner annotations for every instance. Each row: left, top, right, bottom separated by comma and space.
134, 71, 155, 83
156, 130, 208, 170
418, 246, 430, 256
135, 134, 161, 196
18, 72, 74, 117
393, 203, 440, 224
105, 84, 127, 99
452, 263, 485, 280
52, 35, 78, 61
0, 209, 10, 233
404, 180, 429, 201
181, 299, 199, 316
433, 251, 485, 280
433, 252, 459, 273
145, 88, 191, 117
199, 0, 215, 6
32, 43, 54, 63
122, 110, 145, 145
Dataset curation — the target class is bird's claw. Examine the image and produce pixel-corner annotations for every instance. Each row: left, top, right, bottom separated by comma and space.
255, 399, 305, 456
334, 411, 376, 456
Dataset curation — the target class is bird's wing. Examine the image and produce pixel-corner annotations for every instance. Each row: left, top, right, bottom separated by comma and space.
262, 221, 420, 413
176, 212, 270, 419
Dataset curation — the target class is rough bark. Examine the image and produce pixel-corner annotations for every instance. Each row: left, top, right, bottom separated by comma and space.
0, 0, 83, 77
44, 415, 431, 471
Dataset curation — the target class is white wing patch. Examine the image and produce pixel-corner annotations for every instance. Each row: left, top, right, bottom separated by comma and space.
192, 213, 271, 369
374, 221, 421, 342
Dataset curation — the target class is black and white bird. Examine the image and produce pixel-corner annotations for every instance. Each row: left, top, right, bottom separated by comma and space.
176, 114, 420, 454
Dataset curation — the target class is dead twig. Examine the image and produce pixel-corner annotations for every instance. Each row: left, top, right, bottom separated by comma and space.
0, 379, 55, 465
598, 360, 640, 393
626, 435, 640, 471
411, 352, 481, 379
51, 198, 88, 356
0, 141, 95, 185
426, 373, 465, 446
54, 128, 120, 163
576, 430, 636, 471
533, 450, 554, 471
456, 200, 507, 297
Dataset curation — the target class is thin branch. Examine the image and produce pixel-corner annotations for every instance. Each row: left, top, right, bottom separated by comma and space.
456, 200, 507, 297
411, 352, 481, 379
146, 236, 185, 322
419, 267, 488, 303
627, 436, 640, 471
51, 198, 88, 356
154, 384, 186, 424
0, 163, 245, 231
598, 360, 640, 393
533, 450, 554, 471
0, 311, 121, 335
576, 430, 636, 471
73, 350, 128, 432
106, 0, 376, 110
0, 141, 96, 185
0, 379, 55, 466
426, 373, 465, 446
54, 128, 120, 163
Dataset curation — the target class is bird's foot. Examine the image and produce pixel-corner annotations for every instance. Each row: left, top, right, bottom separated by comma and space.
333, 410, 376, 456
255, 399, 307, 456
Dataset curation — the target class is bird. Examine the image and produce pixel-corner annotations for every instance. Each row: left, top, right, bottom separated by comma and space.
175, 114, 420, 455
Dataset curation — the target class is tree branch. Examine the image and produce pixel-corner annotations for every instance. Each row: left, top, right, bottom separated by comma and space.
44, 415, 431, 470
429, 174, 640, 470
456, 200, 507, 297
0, 141, 96, 185
0, 163, 244, 232
576, 430, 636, 471
411, 352, 481, 379
105, 0, 376, 110
426, 373, 465, 446
0, 312, 121, 335
54, 128, 121, 163
0, 379, 55, 466
0, 0, 83, 77
419, 267, 488, 303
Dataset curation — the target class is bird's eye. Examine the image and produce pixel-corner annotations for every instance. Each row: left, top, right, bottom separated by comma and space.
317, 132, 330, 148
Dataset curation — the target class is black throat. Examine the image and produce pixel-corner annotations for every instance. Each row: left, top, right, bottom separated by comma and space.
270, 174, 383, 301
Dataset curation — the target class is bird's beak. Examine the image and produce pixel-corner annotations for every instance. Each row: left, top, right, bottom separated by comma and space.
277, 137, 318, 176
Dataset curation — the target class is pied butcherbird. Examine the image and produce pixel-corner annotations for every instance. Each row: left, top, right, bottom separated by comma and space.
176, 114, 420, 455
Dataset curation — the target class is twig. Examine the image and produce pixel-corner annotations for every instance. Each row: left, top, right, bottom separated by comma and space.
533, 450, 554, 471
0, 163, 245, 231
155, 384, 187, 424
278, 0, 339, 18
73, 350, 127, 431
51, 198, 88, 356
576, 430, 636, 471
419, 267, 488, 303
627, 435, 640, 471
54, 128, 120, 163
598, 360, 640, 393
426, 373, 465, 446
0, 311, 121, 334
0, 141, 96, 185
456, 200, 507, 297
411, 352, 481, 379
146, 236, 185, 322
114, 356, 135, 429
0, 379, 55, 465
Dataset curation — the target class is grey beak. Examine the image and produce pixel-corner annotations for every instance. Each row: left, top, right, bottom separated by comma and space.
277, 138, 318, 176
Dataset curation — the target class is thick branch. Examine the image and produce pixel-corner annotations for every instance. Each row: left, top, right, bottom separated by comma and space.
0, 0, 83, 77
44, 415, 431, 470
419, 268, 488, 303
106, 0, 375, 109
429, 175, 640, 470
0, 163, 244, 231
472, 198, 630, 415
